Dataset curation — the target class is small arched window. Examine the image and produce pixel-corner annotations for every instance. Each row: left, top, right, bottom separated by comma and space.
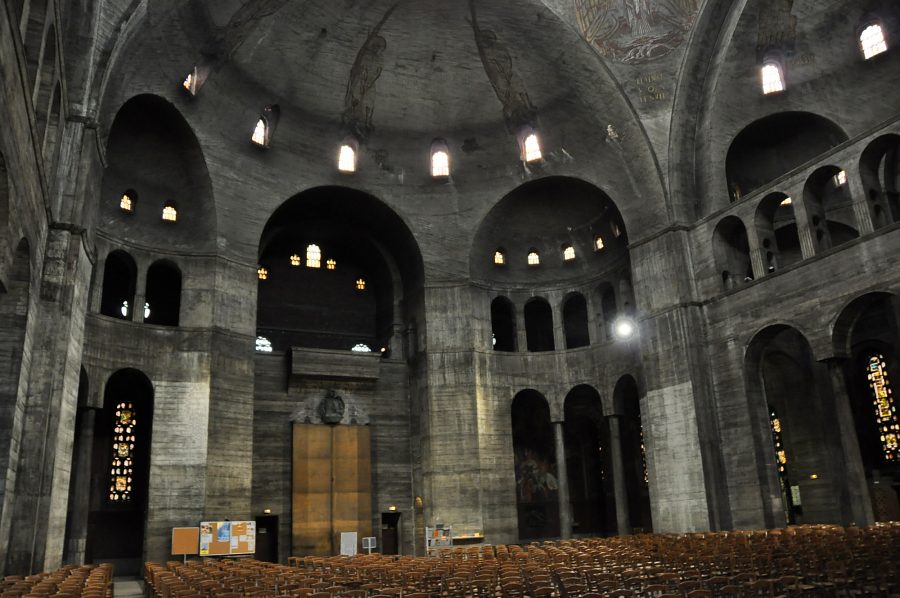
162, 202, 177, 222
352, 343, 372, 353
356, 278, 366, 290
256, 336, 273, 353
761, 62, 785, 95
338, 142, 357, 173
144, 260, 181, 326
527, 250, 540, 266
326, 259, 336, 270
101, 251, 137, 320
120, 190, 136, 213
306, 244, 321, 268
562, 245, 576, 262
860, 23, 888, 59
834, 170, 847, 187
494, 249, 506, 266
257, 266, 268, 281
522, 132, 542, 163
431, 139, 450, 178
594, 236, 605, 251
290, 254, 301, 267
251, 118, 268, 147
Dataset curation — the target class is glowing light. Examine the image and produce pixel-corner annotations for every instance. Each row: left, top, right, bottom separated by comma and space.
326, 259, 336, 270
594, 236, 605, 251
868, 355, 899, 461
338, 145, 356, 173
290, 254, 301, 267
252, 118, 268, 146
120, 301, 129, 318
256, 336, 273, 353
352, 343, 371, 352
563, 246, 576, 262
143, 302, 150, 319
762, 63, 785, 95
834, 170, 847, 186
356, 278, 366, 290
306, 245, 321, 268
162, 204, 177, 222
257, 267, 268, 281
613, 317, 636, 340
861, 24, 888, 60
182, 72, 194, 94
494, 251, 505, 265
780, 197, 793, 206
523, 133, 542, 162
120, 193, 134, 212
527, 251, 540, 266
432, 150, 450, 177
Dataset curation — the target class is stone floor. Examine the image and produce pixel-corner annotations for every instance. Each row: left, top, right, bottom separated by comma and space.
113, 578, 144, 598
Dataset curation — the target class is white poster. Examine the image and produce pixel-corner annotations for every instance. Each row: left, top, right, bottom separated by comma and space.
339, 531, 358, 556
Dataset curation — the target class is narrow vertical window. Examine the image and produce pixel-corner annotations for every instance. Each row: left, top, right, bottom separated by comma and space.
162, 203, 177, 222
527, 250, 540, 266
338, 144, 357, 173
306, 244, 321, 268
251, 118, 268, 147
761, 62, 785, 95
494, 250, 506, 266
523, 133, 542, 162
562, 245, 576, 262
868, 355, 899, 461
108, 402, 137, 502
120, 190, 136, 213
431, 138, 450, 177
860, 24, 888, 59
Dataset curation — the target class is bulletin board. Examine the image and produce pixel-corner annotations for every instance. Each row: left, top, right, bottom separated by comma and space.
172, 527, 200, 556
199, 521, 256, 556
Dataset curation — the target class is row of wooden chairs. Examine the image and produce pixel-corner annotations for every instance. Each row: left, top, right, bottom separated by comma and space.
145, 523, 900, 597
0, 564, 112, 598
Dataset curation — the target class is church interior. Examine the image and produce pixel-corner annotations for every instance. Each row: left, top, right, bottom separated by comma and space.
0, 0, 899, 587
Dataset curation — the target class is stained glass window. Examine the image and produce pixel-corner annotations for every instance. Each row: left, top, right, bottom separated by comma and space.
306, 245, 321, 268
769, 406, 794, 523
527, 251, 540, 266
120, 193, 134, 213
639, 416, 648, 485
494, 250, 505, 266
108, 402, 137, 502
432, 150, 450, 177
290, 254, 301, 267
563, 245, 575, 262
326, 259, 336, 270
257, 267, 268, 281
356, 278, 366, 290
256, 336, 273, 353
162, 203, 177, 222
868, 355, 898, 461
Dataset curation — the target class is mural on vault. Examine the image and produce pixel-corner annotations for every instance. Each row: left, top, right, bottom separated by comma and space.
575, 0, 700, 64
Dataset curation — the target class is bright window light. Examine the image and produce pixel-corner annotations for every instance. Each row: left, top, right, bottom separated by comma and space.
256, 336, 273, 353
120, 301, 129, 318
861, 24, 888, 59
834, 170, 847, 186
432, 150, 450, 177
143, 302, 151, 319
257, 267, 268, 281
527, 251, 540, 266
338, 145, 356, 172
494, 251, 505, 265
352, 343, 372, 353
780, 197, 793, 206
356, 278, 366, 290
306, 245, 321, 268
563, 246, 576, 262
162, 204, 177, 222
326, 259, 336, 270
290, 254, 301, 266
761, 63, 785, 95
251, 118, 268, 146
120, 193, 134, 212
523, 133, 542, 162
594, 236, 605, 251
182, 72, 194, 94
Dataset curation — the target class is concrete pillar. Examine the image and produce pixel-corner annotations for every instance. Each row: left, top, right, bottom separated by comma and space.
552, 422, 572, 539
847, 171, 876, 236
607, 416, 631, 535
790, 187, 817, 259
744, 223, 768, 280
63, 408, 96, 565
133, 262, 146, 323
516, 302, 528, 352
823, 359, 874, 526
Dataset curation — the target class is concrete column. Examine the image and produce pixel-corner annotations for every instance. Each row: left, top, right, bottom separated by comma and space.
552, 422, 572, 539
847, 171, 876, 235
516, 303, 528, 352
790, 188, 818, 259
744, 223, 768, 281
63, 408, 96, 565
607, 416, 631, 535
823, 359, 874, 526
133, 263, 146, 323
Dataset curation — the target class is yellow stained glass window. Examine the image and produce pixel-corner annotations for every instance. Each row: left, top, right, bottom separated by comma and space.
326, 259, 336, 270
356, 278, 366, 290
306, 245, 321, 268
108, 401, 137, 502
868, 355, 899, 461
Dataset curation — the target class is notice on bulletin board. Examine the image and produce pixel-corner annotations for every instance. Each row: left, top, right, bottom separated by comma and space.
199, 521, 256, 556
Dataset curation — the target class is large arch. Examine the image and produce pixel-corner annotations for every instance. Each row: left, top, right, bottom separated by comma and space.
563, 384, 614, 536
490, 296, 516, 352
562, 292, 590, 349
144, 260, 181, 327
511, 389, 558, 541
832, 292, 900, 521
745, 324, 871, 527
802, 165, 859, 253
859, 134, 900, 227
755, 192, 801, 272
713, 216, 752, 290
257, 186, 423, 354
99, 250, 137, 321
85, 369, 154, 574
